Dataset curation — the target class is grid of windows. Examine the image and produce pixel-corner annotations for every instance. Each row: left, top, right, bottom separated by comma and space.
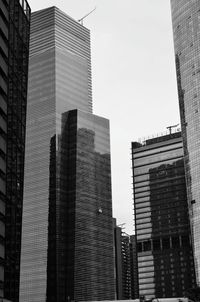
0, 0, 30, 301
57, 110, 115, 301
171, 0, 200, 285
0, 0, 8, 297
114, 224, 138, 300
132, 133, 196, 299
20, 7, 115, 302
20, 8, 93, 302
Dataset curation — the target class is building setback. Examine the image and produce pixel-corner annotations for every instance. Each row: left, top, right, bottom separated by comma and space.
132, 132, 196, 299
171, 0, 200, 285
0, 0, 30, 301
19, 7, 115, 302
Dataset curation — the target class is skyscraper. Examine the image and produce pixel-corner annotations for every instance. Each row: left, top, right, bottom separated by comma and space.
19, 7, 115, 302
0, 0, 30, 301
171, 0, 200, 285
132, 131, 195, 299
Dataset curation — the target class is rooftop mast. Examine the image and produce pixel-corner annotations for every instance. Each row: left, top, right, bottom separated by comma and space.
78, 7, 96, 25
166, 124, 179, 134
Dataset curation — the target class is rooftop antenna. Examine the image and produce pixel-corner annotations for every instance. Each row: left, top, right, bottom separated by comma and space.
78, 7, 96, 25
166, 124, 179, 134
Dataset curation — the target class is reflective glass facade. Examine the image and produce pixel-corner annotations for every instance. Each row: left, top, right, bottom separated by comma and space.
0, 0, 30, 301
171, 0, 200, 285
53, 110, 115, 301
20, 7, 115, 302
132, 133, 195, 299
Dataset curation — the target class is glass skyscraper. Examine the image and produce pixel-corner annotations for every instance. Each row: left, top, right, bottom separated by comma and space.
171, 0, 200, 285
132, 132, 195, 299
0, 0, 30, 301
19, 7, 115, 302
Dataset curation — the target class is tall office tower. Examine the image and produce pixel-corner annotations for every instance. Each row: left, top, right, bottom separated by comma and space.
171, 0, 200, 285
19, 7, 115, 302
0, 0, 30, 301
132, 131, 196, 299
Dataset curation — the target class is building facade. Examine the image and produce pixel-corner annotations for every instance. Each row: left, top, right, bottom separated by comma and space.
114, 220, 139, 300
130, 235, 139, 299
0, 0, 30, 301
114, 221, 123, 299
171, 0, 200, 285
19, 7, 115, 302
132, 132, 196, 299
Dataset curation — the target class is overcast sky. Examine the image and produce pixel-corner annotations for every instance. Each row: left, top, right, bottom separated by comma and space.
27, 0, 180, 234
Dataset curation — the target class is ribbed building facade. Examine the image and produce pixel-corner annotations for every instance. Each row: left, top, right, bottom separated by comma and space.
20, 7, 115, 302
132, 132, 195, 299
171, 0, 200, 285
0, 0, 30, 301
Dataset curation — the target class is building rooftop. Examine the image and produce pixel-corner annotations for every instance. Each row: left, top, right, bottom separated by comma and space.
133, 127, 181, 149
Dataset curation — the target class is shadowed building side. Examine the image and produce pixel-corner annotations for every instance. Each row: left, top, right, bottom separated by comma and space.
60, 110, 115, 301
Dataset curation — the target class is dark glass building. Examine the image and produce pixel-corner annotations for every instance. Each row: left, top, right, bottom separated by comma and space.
20, 7, 115, 302
132, 132, 195, 299
171, 0, 200, 285
0, 0, 30, 301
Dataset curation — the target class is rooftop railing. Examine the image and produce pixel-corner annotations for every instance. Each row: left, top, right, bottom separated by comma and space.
137, 126, 181, 146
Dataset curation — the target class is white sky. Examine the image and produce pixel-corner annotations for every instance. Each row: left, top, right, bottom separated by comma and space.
27, 0, 180, 234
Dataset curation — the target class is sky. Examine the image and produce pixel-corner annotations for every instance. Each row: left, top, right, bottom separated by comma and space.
27, 0, 180, 234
